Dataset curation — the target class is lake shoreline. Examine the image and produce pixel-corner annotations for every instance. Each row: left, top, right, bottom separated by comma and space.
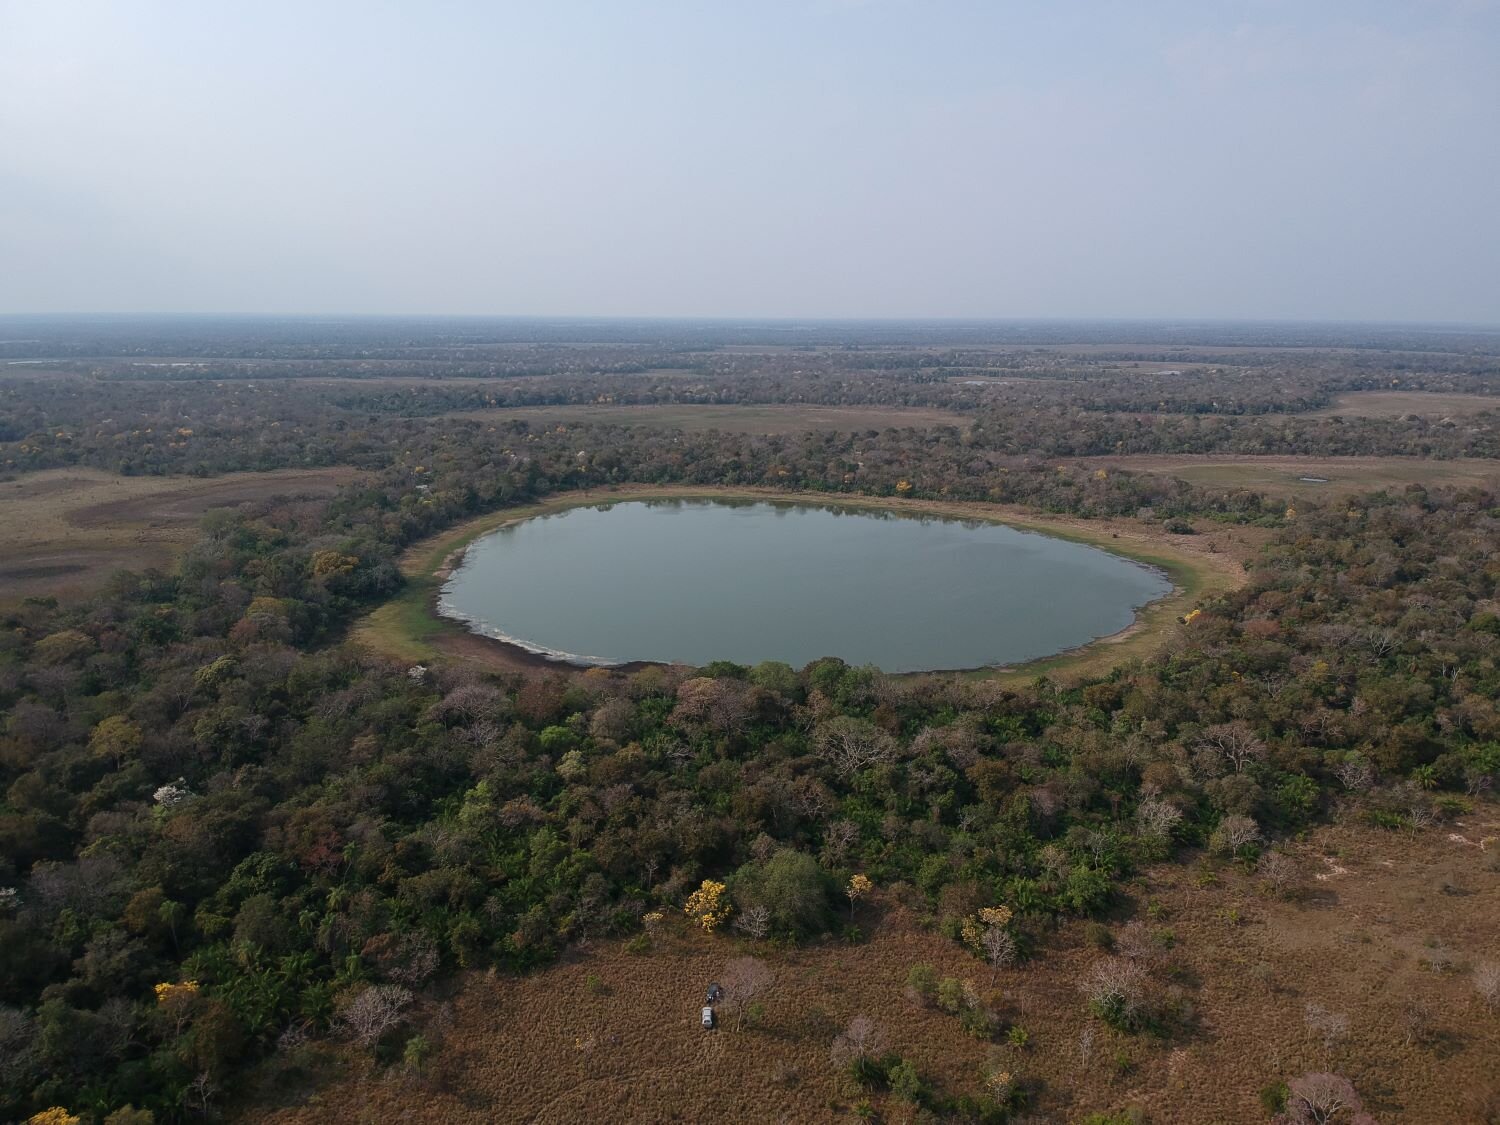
434, 495, 1177, 674
354, 484, 1247, 680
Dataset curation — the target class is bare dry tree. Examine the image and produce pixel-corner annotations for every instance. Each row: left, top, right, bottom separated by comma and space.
812, 716, 898, 777
1406, 801, 1440, 831
184, 1072, 219, 1116
1135, 796, 1184, 840
363, 930, 439, 988
1257, 851, 1300, 898
732, 903, 771, 940
1114, 921, 1160, 963
721, 956, 774, 1031
1192, 721, 1268, 775
1421, 944, 1454, 974
339, 984, 413, 1047
1280, 1072, 1374, 1124
1362, 626, 1399, 660
1398, 997, 1434, 1048
980, 925, 1017, 985
1081, 957, 1149, 1028
1333, 756, 1377, 793
1474, 961, 1500, 1011
830, 1014, 885, 1070
1303, 1002, 1349, 1052
1076, 1024, 1095, 1071
1211, 814, 1262, 856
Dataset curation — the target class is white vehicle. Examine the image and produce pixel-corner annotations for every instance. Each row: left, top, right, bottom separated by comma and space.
701, 1006, 716, 1030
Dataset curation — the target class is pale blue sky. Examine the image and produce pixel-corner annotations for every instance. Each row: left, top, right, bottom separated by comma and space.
2, 1, 1497, 320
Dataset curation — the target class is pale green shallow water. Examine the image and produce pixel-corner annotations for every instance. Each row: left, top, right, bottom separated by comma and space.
439, 499, 1172, 672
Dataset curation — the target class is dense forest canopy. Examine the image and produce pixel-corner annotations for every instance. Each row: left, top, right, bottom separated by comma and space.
0, 320, 1497, 1121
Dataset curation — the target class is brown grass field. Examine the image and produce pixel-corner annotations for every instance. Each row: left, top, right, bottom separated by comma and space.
0, 467, 363, 602
1069, 454, 1500, 501
1309, 391, 1500, 419
438, 403, 972, 433
246, 816, 1500, 1124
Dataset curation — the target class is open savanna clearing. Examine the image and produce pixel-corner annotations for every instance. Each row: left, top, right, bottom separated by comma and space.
1071, 454, 1500, 500
437, 403, 972, 433
352, 485, 1250, 682
1309, 391, 1500, 418
247, 817, 1500, 1124
0, 466, 363, 602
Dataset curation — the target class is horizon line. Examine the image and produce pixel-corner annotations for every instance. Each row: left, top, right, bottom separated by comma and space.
2, 311, 1499, 330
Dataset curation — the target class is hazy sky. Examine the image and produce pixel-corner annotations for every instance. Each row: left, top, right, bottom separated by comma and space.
2, 1, 1497, 321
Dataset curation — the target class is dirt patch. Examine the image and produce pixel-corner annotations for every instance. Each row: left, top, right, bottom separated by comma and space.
0, 467, 364, 602
246, 817, 1500, 1123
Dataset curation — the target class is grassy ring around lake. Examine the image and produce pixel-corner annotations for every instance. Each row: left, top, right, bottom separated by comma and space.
352, 485, 1248, 683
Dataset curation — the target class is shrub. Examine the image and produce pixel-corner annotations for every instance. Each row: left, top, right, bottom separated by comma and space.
906, 963, 939, 1006
888, 1057, 925, 1102
958, 1002, 998, 1041
402, 1033, 432, 1073
937, 976, 966, 1014
1082, 958, 1152, 1033
1260, 1081, 1289, 1113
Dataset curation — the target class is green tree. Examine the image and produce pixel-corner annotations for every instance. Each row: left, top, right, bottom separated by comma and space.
735, 849, 833, 938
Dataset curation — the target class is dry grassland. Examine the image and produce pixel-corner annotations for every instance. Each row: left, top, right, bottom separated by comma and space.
249, 817, 1500, 1123
0, 467, 363, 602
1069, 454, 1500, 501
1308, 391, 1500, 419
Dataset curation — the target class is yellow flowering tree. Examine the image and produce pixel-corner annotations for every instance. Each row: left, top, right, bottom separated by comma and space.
977, 905, 1013, 928
986, 1069, 1015, 1104
961, 906, 1017, 984
26, 1110, 81, 1125
154, 979, 200, 1005
684, 880, 732, 933
846, 873, 873, 920
154, 979, 201, 1033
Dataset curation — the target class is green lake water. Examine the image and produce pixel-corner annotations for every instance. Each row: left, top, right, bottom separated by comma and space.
438, 499, 1172, 672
